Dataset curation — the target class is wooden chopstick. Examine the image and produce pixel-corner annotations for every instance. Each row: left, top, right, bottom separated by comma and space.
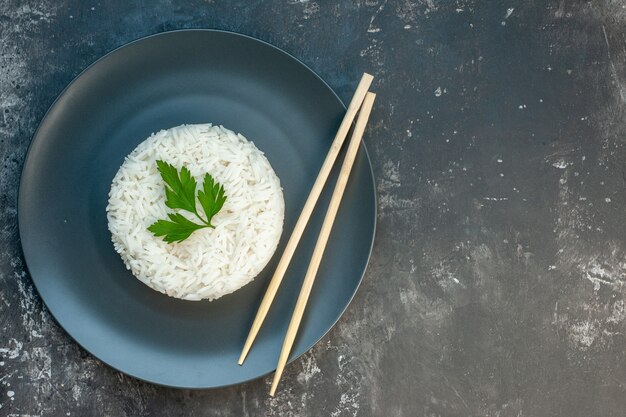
269, 92, 376, 396
238, 73, 374, 365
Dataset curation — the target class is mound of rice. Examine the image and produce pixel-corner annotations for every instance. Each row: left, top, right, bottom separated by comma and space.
106, 124, 284, 301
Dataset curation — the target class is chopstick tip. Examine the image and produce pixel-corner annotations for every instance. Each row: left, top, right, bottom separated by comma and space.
270, 369, 282, 396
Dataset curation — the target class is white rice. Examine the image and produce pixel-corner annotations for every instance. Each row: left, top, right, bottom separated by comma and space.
106, 124, 285, 301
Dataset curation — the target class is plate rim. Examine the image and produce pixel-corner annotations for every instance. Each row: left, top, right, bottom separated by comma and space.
17, 28, 378, 389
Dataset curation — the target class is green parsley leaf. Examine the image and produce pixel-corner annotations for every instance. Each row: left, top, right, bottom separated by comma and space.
148, 213, 207, 243
157, 160, 197, 213
148, 160, 227, 243
197, 173, 227, 226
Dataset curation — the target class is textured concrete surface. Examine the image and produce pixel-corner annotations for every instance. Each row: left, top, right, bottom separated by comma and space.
2, 0, 626, 416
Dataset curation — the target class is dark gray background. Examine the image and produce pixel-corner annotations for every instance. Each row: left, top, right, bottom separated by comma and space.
2, 1, 626, 416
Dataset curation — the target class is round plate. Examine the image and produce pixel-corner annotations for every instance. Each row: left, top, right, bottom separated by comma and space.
18, 30, 376, 388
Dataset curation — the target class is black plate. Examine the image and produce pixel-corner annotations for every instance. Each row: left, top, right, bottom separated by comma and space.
18, 30, 376, 388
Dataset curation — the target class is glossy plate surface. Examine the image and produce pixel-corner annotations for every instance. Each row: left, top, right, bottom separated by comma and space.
18, 30, 376, 388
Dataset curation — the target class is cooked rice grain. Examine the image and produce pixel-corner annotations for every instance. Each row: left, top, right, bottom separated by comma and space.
106, 124, 284, 301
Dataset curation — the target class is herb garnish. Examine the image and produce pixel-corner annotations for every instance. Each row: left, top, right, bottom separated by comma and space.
148, 160, 227, 243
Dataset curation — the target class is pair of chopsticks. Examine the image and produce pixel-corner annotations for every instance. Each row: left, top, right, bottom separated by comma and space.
238, 73, 376, 396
